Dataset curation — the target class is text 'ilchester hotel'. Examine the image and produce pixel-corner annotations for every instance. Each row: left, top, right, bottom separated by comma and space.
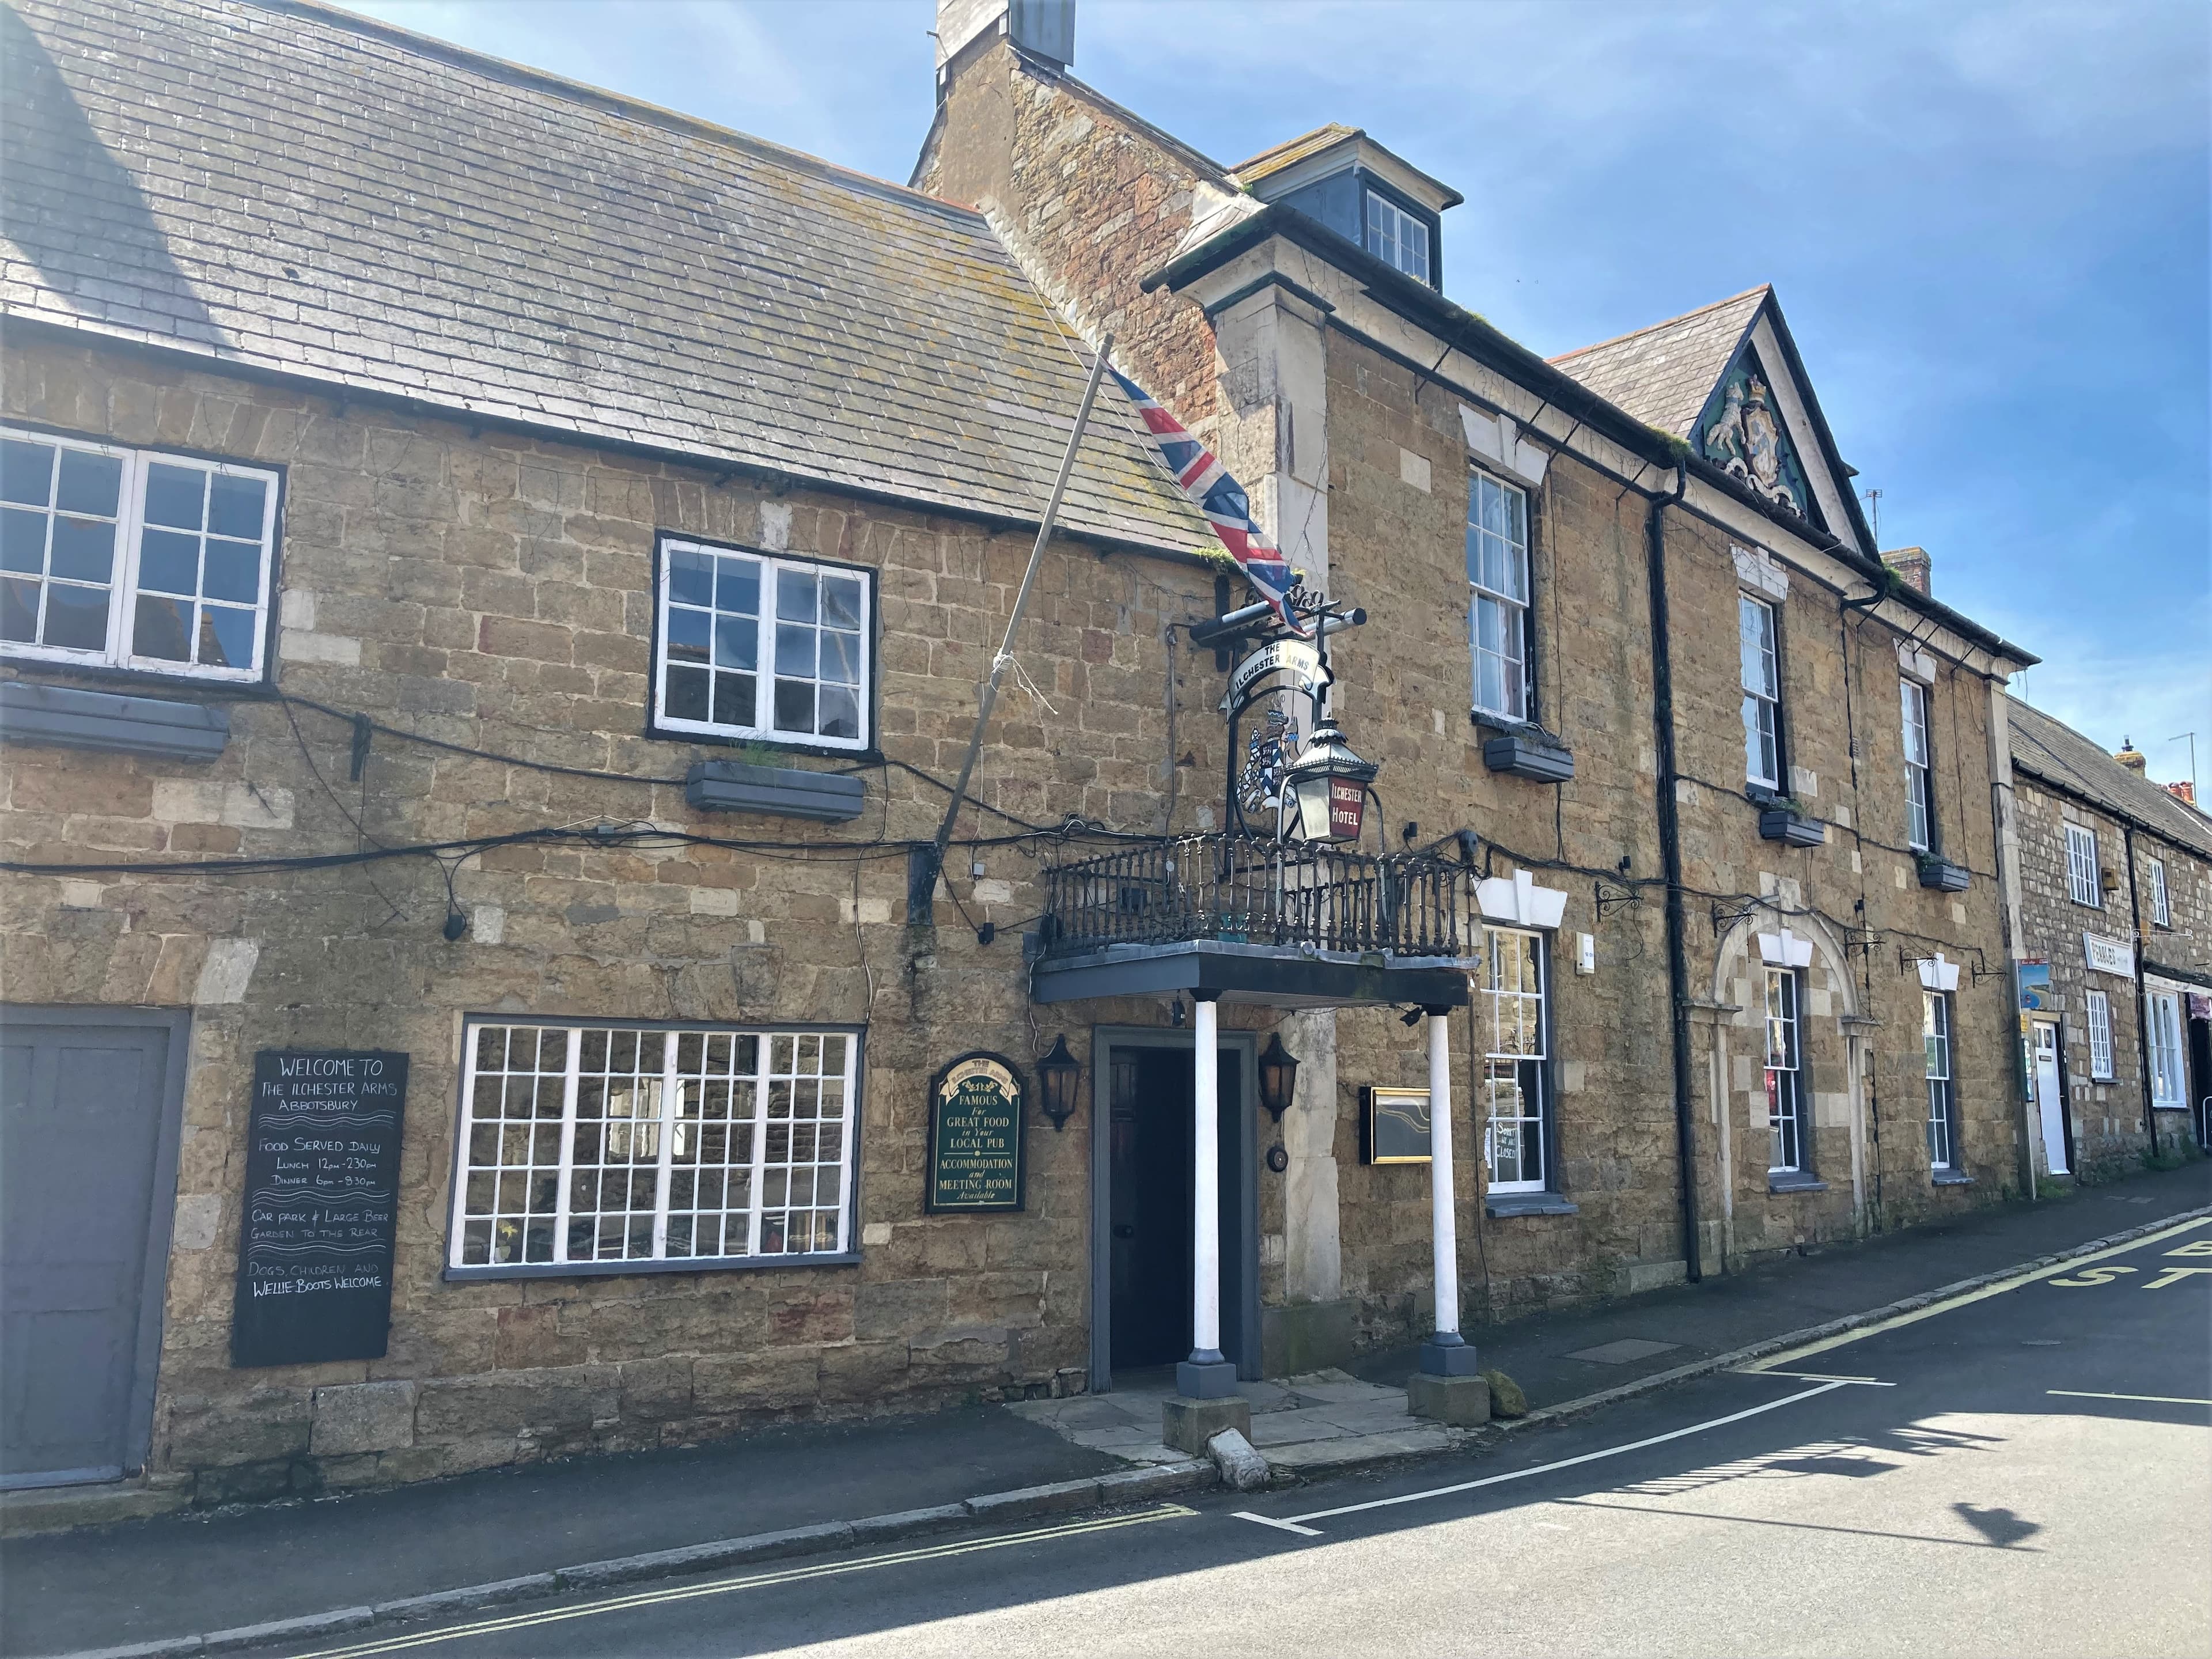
3, 0, 2207, 1503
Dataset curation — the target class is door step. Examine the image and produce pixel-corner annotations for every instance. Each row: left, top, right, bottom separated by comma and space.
0, 1475, 191, 1536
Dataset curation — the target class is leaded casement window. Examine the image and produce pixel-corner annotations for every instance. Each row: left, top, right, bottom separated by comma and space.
1365, 190, 1430, 283
1, 427, 278, 680
1467, 472, 1531, 722
2065, 823, 2101, 908
2150, 859, 2171, 928
1901, 679, 1934, 851
1763, 967, 1806, 1173
2147, 991, 2187, 1108
1739, 593, 1782, 790
2084, 990, 2113, 1081
654, 537, 872, 751
1923, 990, 1957, 1171
449, 1021, 859, 1274
1479, 927, 1550, 1192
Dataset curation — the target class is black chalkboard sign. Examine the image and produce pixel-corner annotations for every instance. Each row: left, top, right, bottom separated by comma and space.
232, 1049, 408, 1368
925, 1052, 1026, 1213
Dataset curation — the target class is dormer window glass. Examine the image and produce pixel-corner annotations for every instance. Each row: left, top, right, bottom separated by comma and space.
1365, 190, 1430, 283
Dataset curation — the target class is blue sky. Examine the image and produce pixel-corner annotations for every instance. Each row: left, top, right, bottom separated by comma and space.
350, 0, 2211, 788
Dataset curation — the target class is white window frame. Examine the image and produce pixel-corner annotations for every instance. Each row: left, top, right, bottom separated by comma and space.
1, 426, 279, 681
1923, 990, 1956, 1170
1764, 967, 1806, 1172
448, 1020, 861, 1276
1467, 470, 1531, 724
1901, 678, 1933, 851
1739, 593, 1782, 790
2147, 990, 2186, 1107
2065, 823, 2101, 908
1479, 926, 1550, 1194
2150, 859, 2170, 928
2084, 990, 2113, 1081
653, 536, 873, 752
1364, 189, 1431, 283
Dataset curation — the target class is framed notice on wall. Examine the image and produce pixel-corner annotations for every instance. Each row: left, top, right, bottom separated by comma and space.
1360, 1086, 1432, 1165
232, 1049, 409, 1368
925, 1052, 1027, 1213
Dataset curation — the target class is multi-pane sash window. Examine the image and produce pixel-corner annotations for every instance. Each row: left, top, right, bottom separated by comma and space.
1479, 927, 1549, 1192
1467, 472, 1531, 722
656, 538, 872, 750
1923, 990, 1956, 1170
1, 429, 278, 679
1764, 967, 1806, 1172
2147, 991, 2186, 1107
1739, 594, 1781, 790
1365, 190, 1430, 283
2150, 860, 2171, 927
450, 1022, 859, 1274
2084, 990, 2113, 1081
1901, 679, 1933, 851
2065, 823, 2100, 908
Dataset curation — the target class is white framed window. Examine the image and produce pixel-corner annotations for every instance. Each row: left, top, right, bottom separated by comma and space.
1479, 926, 1550, 1192
2147, 990, 2186, 1107
2065, 823, 2101, 908
449, 1021, 859, 1274
1923, 990, 1956, 1170
1901, 679, 1933, 851
1739, 593, 1781, 790
2150, 859, 2171, 928
654, 536, 872, 751
2084, 990, 2113, 1081
1764, 967, 1806, 1172
1364, 190, 1431, 283
1467, 471, 1531, 722
1, 427, 278, 680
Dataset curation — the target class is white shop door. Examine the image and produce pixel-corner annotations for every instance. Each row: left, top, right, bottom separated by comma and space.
2032, 1021, 2069, 1176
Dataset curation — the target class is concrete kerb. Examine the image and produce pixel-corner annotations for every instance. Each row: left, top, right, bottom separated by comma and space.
49, 1207, 2211, 1659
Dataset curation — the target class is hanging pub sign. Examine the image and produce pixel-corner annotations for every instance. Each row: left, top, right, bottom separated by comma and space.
1221, 638, 1324, 718
925, 1052, 1027, 1213
233, 1048, 408, 1368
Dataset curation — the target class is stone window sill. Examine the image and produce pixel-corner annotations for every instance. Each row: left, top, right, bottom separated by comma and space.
1486, 1192, 1578, 1218
444, 1251, 859, 1282
0, 679, 229, 762
1931, 1171, 1974, 1187
1767, 1171, 1828, 1194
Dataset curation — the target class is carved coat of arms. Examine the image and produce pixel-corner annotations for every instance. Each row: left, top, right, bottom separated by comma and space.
1703, 372, 1802, 517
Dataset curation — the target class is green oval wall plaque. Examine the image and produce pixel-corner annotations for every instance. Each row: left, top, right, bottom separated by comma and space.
925, 1051, 1027, 1214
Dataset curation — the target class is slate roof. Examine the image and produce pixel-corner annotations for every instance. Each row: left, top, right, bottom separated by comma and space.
1549, 286, 1770, 438
2008, 697, 2212, 859
0, 0, 1209, 554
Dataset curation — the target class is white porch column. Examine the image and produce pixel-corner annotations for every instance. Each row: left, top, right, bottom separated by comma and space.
1419, 1007, 1478, 1375
1178, 993, 1237, 1397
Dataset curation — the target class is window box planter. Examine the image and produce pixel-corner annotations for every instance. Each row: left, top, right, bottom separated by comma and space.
0, 679, 229, 761
1482, 731, 1575, 783
1757, 805, 1825, 847
1916, 855, 1970, 893
684, 759, 864, 821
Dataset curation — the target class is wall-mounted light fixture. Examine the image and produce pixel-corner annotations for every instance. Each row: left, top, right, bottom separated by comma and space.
1036, 1034, 1082, 1133
1257, 1031, 1300, 1122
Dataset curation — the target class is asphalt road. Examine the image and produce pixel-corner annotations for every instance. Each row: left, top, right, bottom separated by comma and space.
263, 1214, 2212, 1659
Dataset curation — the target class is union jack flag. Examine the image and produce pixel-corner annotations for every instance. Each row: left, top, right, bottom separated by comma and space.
1111, 368, 1306, 637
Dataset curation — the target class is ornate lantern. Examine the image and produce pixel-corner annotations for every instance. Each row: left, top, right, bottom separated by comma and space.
1257, 1032, 1300, 1122
1283, 717, 1379, 844
1036, 1033, 1082, 1132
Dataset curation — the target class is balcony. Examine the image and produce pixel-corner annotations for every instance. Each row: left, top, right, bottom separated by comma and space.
1031, 834, 1479, 1009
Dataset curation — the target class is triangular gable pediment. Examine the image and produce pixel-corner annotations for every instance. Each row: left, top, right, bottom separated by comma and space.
1695, 339, 1819, 526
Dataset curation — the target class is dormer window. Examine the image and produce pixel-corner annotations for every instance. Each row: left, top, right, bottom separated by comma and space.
1365, 190, 1430, 283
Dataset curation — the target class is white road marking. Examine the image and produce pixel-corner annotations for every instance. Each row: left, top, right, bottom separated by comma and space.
1231, 1380, 1848, 1536
2047, 1389, 2212, 1407
1743, 1371, 1895, 1385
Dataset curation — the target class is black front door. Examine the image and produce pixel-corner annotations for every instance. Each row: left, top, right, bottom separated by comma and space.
1108, 1045, 1243, 1372
2188, 1013, 2212, 1151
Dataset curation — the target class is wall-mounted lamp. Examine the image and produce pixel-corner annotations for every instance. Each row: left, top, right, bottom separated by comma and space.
1036, 1033, 1082, 1133
1257, 1032, 1300, 1122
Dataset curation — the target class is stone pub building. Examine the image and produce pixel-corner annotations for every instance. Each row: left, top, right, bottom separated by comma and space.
3, 0, 2051, 1508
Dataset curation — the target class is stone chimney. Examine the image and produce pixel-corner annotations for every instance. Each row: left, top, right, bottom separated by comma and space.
936, 0, 1072, 82
1880, 546, 1931, 596
2112, 737, 2147, 774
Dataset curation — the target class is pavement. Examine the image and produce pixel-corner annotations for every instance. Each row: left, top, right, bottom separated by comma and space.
5, 1158, 2207, 1658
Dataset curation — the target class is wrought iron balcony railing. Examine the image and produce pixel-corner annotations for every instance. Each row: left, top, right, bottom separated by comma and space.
1039, 834, 1474, 959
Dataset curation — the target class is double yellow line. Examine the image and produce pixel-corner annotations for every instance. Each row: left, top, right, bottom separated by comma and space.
292, 1503, 1194, 1657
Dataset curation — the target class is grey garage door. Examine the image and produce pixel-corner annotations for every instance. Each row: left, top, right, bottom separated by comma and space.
1, 1010, 184, 1488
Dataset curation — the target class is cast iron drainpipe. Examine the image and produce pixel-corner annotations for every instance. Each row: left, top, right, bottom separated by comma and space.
2124, 823, 2160, 1158
1645, 464, 1703, 1283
